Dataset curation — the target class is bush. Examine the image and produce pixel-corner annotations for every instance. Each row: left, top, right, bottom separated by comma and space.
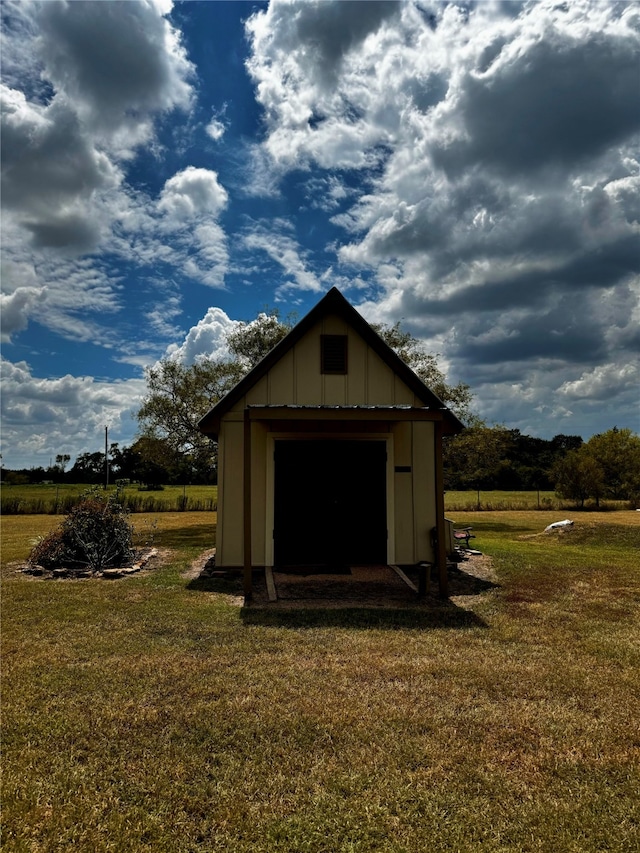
28, 488, 134, 574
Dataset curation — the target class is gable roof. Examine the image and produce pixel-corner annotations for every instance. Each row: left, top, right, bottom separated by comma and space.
198, 287, 465, 436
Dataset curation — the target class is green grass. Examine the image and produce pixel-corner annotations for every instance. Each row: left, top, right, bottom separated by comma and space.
2, 511, 639, 852
444, 489, 630, 512
0, 483, 218, 514
2, 485, 628, 516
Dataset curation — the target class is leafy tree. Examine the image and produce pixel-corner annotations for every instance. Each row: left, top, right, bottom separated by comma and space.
550, 434, 584, 455
55, 454, 71, 473
108, 443, 135, 481
68, 452, 106, 484
443, 425, 514, 492
553, 448, 605, 508
136, 312, 294, 480
137, 310, 473, 479
586, 427, 640, 502
136, 359, 244, 481
226, 310, 295, 370
372, 322, 475, 424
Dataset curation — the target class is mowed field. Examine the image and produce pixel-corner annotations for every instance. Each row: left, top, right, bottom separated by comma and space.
1, 483, 219, 514
2, 484, 601, 516
2, 510, 639, 852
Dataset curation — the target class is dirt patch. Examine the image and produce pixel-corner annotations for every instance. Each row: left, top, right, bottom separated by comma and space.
243, 551, 496, 609
449, 551, 499, 608
182, 548, 216, 581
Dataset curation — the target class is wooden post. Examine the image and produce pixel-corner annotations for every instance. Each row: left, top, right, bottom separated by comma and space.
243, 409, 252, 599
105, 425, 109, 490
434, 420, 448, 598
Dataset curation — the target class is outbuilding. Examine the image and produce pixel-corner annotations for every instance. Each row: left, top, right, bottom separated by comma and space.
199, 287, 464, 598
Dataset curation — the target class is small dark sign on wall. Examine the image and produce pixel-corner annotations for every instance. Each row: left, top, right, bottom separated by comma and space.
395, 465, 412, 473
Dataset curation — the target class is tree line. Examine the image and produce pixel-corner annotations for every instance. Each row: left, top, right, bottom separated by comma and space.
2, 310, 639, 506
443, 425, 640, 506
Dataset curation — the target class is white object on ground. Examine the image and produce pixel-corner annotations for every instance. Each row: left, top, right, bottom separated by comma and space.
544, 519, 574, 532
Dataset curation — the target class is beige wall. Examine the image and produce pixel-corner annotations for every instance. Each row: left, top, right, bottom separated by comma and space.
217, 421, 438, 568
216, 314, 438, 568
230, 314, 424, 413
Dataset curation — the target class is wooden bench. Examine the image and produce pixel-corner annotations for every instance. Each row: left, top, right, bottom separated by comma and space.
453, 527, 475, 549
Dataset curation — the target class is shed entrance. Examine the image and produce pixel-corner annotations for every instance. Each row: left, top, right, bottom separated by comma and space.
274, 439, 387, 568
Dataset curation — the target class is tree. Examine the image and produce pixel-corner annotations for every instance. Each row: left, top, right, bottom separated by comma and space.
137, 359, 244, 481
226, 310, 295, 370
585, 427, 640, 502
372, 322, 475, 424
136, 312, 295, 481
68, 452, 106, 484
550, 434, 584, 455
137, 310, 474, 479
443, 425, 514, 493
553, 448, 605, 508
55, 454, 71, 473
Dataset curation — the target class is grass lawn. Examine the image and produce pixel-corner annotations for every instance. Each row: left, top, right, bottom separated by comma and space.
2, 511, 639, 852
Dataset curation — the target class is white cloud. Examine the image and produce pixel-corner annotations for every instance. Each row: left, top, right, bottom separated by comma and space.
158, 167, 228, 221
0, 357, 147, 469
242, 221, 322, 296
37, 0, 193, 154
166, 306, 238, 364
0, 0, 208, 342
245, 0, 640, 438
206, 118, 226, 141
0, 287, 41, 342
1, 83, 121, 249
559, 362, 640, 402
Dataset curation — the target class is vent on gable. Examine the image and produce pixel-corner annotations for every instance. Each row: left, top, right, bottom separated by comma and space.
321, 335, 348, 374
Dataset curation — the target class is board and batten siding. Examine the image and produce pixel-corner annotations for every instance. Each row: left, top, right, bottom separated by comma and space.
228, 317, 425, 411
215, 313, 438, 568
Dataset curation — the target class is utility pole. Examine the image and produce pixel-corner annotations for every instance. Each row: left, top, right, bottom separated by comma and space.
105, 426, 109, 490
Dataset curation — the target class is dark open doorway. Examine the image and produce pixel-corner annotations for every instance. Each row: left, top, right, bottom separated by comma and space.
274, 439, 387, 568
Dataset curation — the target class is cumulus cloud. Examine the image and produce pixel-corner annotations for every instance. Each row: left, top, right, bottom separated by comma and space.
1, 0, 194, 244
559, 362, 640, 402
166, 307, 238, 364
0, 0, 207, 346
246, 0, 640, 435
158, 167, 228, 220
1, 84, 120, 248
36, 0, 193, 152
206, 118, 226, 141
0, 357, 147, 468
0, 287, 41, 342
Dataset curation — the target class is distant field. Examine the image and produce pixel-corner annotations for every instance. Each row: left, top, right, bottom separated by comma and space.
1, 484, 626, 515
446, 489, 559, 511
0, 483, 218, 514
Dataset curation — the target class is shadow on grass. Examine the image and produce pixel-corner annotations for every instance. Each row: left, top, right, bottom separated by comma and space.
185, 566, 492, 629
239, 603, 487, 630
186, 575, 243, 596
151, 524, 215, 549
446, 564, 500, 596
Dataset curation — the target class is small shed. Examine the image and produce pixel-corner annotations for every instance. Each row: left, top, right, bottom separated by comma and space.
199, 288, 464, 598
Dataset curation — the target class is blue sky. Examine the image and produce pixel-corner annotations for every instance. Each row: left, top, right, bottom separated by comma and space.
1, 0, 639, 469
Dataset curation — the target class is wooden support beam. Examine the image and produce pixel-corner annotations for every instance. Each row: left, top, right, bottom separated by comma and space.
243, 409, 252, 599
434, 422, 448, 598
390, 564, 418, 593
265, 566, 277, 602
